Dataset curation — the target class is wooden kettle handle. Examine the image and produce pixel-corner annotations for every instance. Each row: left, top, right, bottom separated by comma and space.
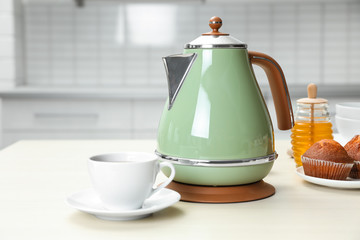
248, 51, 294, 130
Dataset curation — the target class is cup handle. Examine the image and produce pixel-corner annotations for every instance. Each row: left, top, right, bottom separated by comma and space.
151, 162, 175, 196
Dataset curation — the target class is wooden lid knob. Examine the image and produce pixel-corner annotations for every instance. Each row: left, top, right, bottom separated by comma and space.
297, 83, 327, 104
307, 83, 317, 98
202, 16, 229, 36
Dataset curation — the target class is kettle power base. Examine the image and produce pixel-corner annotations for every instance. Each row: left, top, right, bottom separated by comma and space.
166, 180, 275, 203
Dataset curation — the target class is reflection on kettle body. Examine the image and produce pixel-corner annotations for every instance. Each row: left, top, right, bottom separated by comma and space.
201, 50, 212, 76
191, 85, 211, 139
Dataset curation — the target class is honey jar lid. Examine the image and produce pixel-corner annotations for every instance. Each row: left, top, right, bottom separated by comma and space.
297, 83, 327, 104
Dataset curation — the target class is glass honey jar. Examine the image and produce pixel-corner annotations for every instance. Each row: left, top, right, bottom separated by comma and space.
291, 83, 333, 167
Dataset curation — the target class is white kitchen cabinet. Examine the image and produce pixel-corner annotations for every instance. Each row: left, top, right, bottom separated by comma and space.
133, 100, 165, 131
2, 99, 132, 130
0, 93, 166, 148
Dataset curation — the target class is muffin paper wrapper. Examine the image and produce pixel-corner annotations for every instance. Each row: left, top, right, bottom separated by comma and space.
349, 161, 360, 179
301, 156, 354, 180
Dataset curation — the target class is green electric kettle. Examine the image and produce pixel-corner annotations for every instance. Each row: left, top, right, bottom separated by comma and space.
156, 16, 294, 186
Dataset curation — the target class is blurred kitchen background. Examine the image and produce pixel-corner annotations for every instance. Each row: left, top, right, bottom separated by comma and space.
0, 0, 359, 148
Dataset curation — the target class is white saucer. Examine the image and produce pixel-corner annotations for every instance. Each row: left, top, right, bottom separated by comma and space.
66, 188, 180, 221
296, 166, 360, 189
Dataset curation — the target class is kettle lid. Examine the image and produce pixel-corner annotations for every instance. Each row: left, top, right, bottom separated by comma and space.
185, 16, 247, 49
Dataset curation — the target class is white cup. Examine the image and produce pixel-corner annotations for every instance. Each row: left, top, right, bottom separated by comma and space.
88, 152, 175, 211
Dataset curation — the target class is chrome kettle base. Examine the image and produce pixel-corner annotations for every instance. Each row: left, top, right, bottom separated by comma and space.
155, 151, 277, 167
155, 151, 277, 186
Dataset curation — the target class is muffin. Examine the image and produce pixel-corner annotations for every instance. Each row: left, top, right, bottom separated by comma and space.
344, 135, 360, 179
301, 139, 354, 180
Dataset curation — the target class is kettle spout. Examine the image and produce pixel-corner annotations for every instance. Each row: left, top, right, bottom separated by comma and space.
162, 53, 197, 110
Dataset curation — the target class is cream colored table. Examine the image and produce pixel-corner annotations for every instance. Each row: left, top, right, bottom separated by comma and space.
0, 140, 359, 240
